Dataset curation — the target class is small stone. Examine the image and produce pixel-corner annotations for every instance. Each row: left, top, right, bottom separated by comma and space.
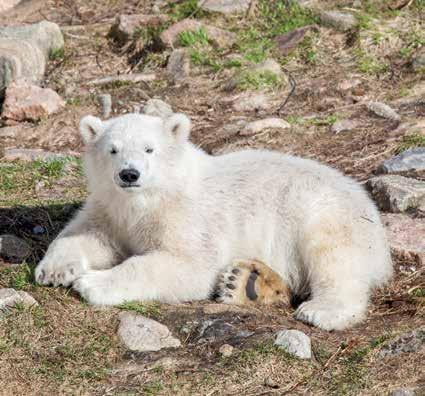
230, 92, 272, 112
337, 79, 362, 92
0, 0, 21, 13
0, 234, 31, 263
240, 118, 290, 136
275, 26, 313, 55
377, 148, 425, 174
366, 175, 425, 213
264, 377, 278, 388
199, 0, 250, 14
2, 80, 65, 122
382, 213, 425, 264
412, 47, 425, 73
367, 101, 400, 122
160, 19, 236, 48
197, 319, 235, 342
98, 94, 112, 118
2, 148, 66, 162
167, 49, 190, 83
319, 11, 357, 31
32, 225, 45, 235
390, 389, 416, 396
118, 312, 181, 352
379, 327, 425, 358
109, 14, 169, 45
219, 344, 234, 357
274, 329, 312, 359
142, 98, 173, 119
251, 58, 282, 76
0, 289, 38, 312
330, 119, 359, 134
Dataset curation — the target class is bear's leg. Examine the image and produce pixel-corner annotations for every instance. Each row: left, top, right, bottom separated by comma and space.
73, 251, 215, 305
293, 216, 375, 331
36, 213, 117, 287
213, 259, 291, 306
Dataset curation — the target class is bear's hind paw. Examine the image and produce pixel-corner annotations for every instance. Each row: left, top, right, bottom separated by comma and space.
213, 259, 291, 306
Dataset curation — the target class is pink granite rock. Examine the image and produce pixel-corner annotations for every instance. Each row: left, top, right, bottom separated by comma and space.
2, 80, 65, 122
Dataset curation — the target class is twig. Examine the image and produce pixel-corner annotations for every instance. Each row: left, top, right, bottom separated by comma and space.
85, 73, 156, 86
276, 69, 296, 115
246, 0, 258, 18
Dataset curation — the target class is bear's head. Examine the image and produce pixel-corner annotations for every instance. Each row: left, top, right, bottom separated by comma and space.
79, 113, 192, 194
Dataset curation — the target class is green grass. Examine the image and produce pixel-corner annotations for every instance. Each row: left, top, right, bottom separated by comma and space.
179, 27, 209, 47
396, 133, 425, 154
356, 49, 389, 75
237, 28, 274, 63
167, 0, 206, 21
237, 69, 281, 91
49, 47, 65, 61
118, 301, 162, 317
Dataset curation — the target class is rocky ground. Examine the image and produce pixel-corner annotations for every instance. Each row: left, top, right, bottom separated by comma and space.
0, 0, 424, 395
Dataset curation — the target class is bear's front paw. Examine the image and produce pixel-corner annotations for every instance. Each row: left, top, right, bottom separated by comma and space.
35, 252, 87, 287
73, 271, 126, 305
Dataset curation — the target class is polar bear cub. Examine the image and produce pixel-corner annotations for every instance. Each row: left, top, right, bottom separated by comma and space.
35, 112, 392, 331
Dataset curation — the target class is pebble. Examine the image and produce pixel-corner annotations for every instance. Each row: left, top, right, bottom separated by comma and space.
274, 329, 312, 359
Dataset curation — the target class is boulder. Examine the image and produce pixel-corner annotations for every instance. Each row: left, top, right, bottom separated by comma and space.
240, 118, 290, 136
377, 148, 425, 174
0, 288, 38, 312
379, 327, 425, 358
319, 11, 357, 31
167, 48, 190, 83
199, 0, 250, 14
0, 234, 31, 263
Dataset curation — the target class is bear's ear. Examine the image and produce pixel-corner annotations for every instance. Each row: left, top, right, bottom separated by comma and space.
164, 113, 191, 142
79, 115, 104, 145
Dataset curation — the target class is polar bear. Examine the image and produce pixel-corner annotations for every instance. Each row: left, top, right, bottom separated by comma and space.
35, 112, 392, 330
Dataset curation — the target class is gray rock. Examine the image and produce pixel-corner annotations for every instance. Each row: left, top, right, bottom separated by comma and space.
167, 49, 190, 83
319, 11, 357, 31
274, 329, 312, 359
330, 119, 359, 134
390, 389, 416, 396
377, 148, 425, 174
0, 234, 31, 263
98, 94, 112, 118
118, 312, 181, 352
382, 213, 425, 264
197, 319, 235, 342
240, 118, 290, 136
412, 47, 425, 73
0, 21, 64, 93
366, 175, 425, 213
200, 0, 250, 14
2, 148, 66, 162
142, 98, 173, 119
251, 58, 282, 76
367, 101, 400, 122
0, 288, 38, 312
379, 327, 425, 358
231, 92, 272, 112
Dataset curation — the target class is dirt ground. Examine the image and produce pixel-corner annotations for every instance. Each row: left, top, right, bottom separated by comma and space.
0, 0, 424, 395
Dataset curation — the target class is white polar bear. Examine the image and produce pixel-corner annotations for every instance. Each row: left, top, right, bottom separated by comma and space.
35, 112, 392, 330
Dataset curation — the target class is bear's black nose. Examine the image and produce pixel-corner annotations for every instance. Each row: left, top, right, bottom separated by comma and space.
119, 168, 140, 184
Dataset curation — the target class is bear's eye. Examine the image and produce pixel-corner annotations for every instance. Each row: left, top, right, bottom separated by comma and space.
145, 147, 154, 154
110, 148, 118, 155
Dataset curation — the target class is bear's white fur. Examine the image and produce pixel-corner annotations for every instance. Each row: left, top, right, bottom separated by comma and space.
35, 113, 392, 330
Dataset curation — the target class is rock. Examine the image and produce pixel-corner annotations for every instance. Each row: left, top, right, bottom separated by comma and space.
98, 94, 112, 118
118, 312, 181, 352
219, 344, 234, 357
230, 92, 272, 112
379, 327, 425, 358
240, 118, 290, 136
382, 213, 425, 264
160, 19, 236, 48
0, 289, 38, 311
377, 148, 425, 174
319, 11, 357, 31
142, 98, 173, 118
390, 389, 416, 396
330, 119, 359, 134
0, 234, 31, 263
275, 329, 311, 359
412, 47, 425, 73
2, 80, 65, 122
337, 79, 362, 92
366, 175, 425, 213
167, 49, 190, 83
197, 319, 236, 342
0, 21, 64, 93
367, 101, 400, 122
275, 26, 313, 55
199, 0, 250, 14
109, 14, 169, 45
2, 148, 66, 162
0, 0, 21, 13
